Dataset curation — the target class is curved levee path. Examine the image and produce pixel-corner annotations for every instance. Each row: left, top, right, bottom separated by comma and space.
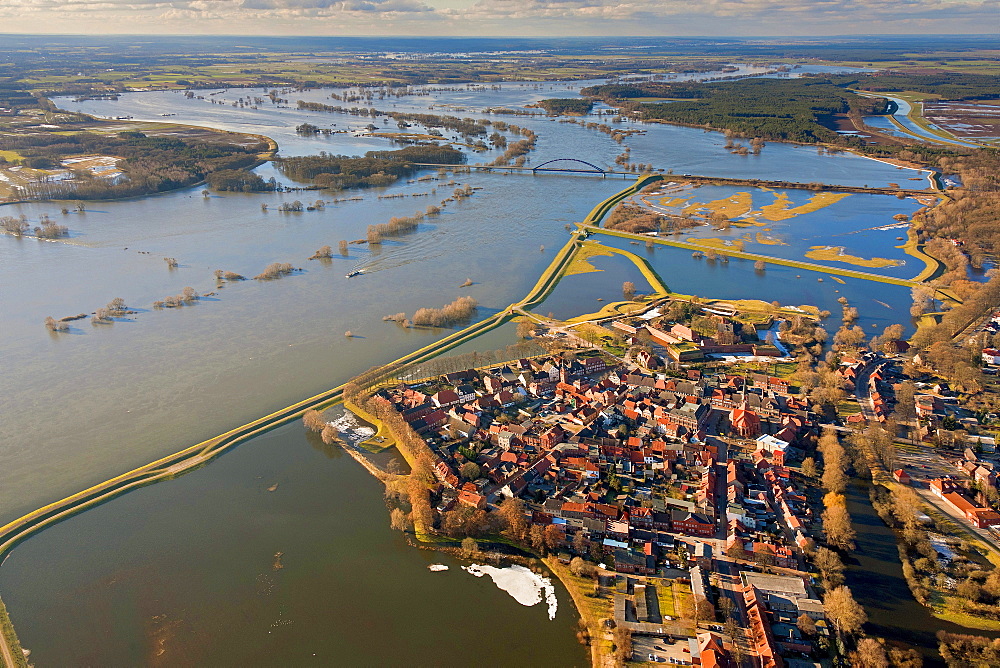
0, 169, 943, 660
0, 175, 644, 581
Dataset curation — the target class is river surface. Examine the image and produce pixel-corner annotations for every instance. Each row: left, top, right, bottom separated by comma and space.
0, 74, 929, 663
866, 95, 982, 149
845, 480, 1000, 665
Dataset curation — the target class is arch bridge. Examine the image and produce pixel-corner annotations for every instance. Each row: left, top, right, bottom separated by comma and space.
532, 158, 607, 175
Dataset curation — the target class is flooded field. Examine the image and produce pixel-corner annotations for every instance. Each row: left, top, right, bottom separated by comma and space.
0, 74, 932, 662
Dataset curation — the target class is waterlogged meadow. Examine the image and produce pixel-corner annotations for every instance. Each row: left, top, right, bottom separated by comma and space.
0, 74, 932, 663
629, 183, 927, 279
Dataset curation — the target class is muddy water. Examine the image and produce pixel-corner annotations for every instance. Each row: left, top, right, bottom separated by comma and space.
0, 78, 926, 663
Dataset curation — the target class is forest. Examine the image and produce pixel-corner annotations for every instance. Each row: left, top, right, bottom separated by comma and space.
206, 168, 277, 192
4, 129, 268, 200
533, 99, 594, 115
582, 78, 890, 144
275, 145, 464, 190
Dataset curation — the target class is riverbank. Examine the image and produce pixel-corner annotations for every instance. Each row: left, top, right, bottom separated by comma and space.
0, 596, 27, 668
589, 226, 932, 288
543, 557, 614, 667
850, 432, 1000, 634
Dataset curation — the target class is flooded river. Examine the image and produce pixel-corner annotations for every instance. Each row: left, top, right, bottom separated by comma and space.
0, 73, 930, 662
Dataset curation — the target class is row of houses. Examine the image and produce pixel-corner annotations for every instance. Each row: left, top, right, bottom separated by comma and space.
741, 572, 827, 666
931, 478, 1000, 528
723, 446, 811, 570
374, 349, 817, 576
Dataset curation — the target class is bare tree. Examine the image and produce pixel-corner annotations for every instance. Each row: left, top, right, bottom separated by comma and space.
44, 316, 68, 332
824, 586, 867, 635
302, 409, 327, 433
107, 297, 128, 316
622, 281, 636, 301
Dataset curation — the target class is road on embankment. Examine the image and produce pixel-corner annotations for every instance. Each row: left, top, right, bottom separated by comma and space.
589, 226, 926, 288
0, 178, 617, 570
413, 164, 939, 198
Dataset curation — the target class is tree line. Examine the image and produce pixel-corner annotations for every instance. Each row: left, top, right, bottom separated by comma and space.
6, 130, 267, 200
274, 145, 464, 192
533, 98, 594, 115
295, 101, 488, 137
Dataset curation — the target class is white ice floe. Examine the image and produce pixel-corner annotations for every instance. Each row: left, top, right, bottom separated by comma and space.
463, 564, 558, 620
329, 411, 375, 445
428, 564, 449, 572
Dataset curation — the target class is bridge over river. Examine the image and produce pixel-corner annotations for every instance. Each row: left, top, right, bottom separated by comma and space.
413, 162, 939, 197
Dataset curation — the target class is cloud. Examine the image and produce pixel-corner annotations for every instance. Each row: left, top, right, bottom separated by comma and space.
450, 0, 998, 23
0, 0, 994, 33
0, 0, 433, 18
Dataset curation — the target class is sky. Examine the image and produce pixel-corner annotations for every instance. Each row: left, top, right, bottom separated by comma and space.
0, 0, 996, 36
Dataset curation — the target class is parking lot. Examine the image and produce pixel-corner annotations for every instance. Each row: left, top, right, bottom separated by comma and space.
631, 635, 693, 665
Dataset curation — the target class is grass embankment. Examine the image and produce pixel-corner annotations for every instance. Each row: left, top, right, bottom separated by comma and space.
562, 299, 654, 326
900, 227, 945, 283
0, 374, 351, 563
591, 227, 923, 288
342, 397, 397, 454
0, 595, 27, 668
583, 173, 663, 227
544, 557, 615, 668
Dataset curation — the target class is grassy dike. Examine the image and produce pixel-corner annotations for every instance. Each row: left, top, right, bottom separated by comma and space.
0, 596, 27, 668
590, 226, 932, 288
0, 176, 653, 665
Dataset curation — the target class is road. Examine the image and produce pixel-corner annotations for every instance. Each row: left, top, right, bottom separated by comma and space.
0, 595, 22, 668
0, 630, 17, 668
853, 359, 1000, 555
713, 557, 752, 666
413, 164, 939, 198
